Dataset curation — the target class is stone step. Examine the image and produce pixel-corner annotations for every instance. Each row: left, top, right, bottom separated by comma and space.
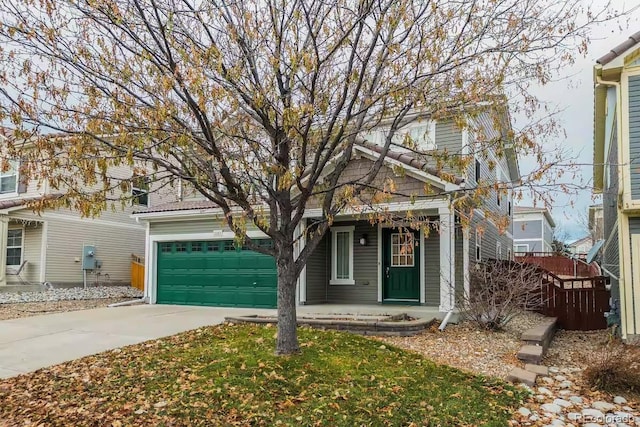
507, 367, 537, 387
524, 363, 549, 376
517, 345, 544, 363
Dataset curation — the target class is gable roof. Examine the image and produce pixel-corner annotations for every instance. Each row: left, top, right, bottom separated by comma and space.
596, 30, 640, 66
0, 194, 64, 213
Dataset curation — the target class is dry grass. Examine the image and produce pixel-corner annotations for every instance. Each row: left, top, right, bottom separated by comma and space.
583, 340, 640, 397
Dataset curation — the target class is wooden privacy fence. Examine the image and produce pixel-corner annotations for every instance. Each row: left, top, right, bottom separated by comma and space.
131, 254, 145, 291
515, 252, 599, 277
537, 271, 610, 331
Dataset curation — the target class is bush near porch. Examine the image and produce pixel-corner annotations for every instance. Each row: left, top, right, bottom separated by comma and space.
0, 324, 526, 426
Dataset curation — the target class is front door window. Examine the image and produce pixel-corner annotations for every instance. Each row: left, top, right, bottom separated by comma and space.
391, 233, 415, 267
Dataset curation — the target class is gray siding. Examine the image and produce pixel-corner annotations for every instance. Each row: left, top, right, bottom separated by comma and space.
435, 120, 463, 176
514, 219, 543, 240
629, 75, 640, 199
305, 232, 328, 304
424, 229, 440, 305
603, 121, 620, 302
543, 221, 554, 250
326, 222, 378, 304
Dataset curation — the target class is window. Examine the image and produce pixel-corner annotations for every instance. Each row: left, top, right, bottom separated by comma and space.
475, 230, 482, 261
206, 242, 220, 252
475, 159, 481, 182
6, 229, 23, 266
330, 226, 354, 285
132, 174, 149, 206
496, 241, 502, 259
497, 190, 501, 207
175, 242, 187, 252
508, 201, 512, 216
514, 244, 529, 254
391, 233, 415, 266
0, 160, 18, 194
160, 242, 172, 253
191, 242, 203, 252
507, 249, 512, 260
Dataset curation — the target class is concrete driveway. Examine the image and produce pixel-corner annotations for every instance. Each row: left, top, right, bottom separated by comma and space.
0, 304, 275, 379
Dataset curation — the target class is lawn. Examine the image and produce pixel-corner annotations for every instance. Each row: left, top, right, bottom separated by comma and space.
0, 324, 526, 426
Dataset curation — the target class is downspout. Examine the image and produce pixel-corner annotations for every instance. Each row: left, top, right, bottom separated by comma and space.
596, 75, 626, 335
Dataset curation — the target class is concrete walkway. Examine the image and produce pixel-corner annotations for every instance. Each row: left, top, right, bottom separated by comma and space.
0, 304, 275, 379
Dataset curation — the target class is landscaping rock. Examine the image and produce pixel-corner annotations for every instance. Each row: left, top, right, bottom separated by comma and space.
568, 396, 583, 405
537, 386, 553, 396
541, 403, 562, 414
518, 407, 531, 417
581, 408, 605, 419
613, 396, 627, 405
591, 401, 615, 412
0, 286, 142, 304
558, 380, 572, 389
553, 398, 572, 408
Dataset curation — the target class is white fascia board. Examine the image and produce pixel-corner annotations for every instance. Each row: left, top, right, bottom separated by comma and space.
303, 198, 450, 218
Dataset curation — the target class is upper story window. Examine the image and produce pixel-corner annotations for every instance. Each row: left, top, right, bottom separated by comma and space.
475, 159, 481, 182
475, 230, 482, 261
0, 160, 18, 194
132, 174, 150, 206
364, 120, 436, 152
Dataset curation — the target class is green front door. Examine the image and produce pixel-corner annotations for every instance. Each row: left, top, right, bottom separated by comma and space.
382, 229, 420, 302
156, 240, 277, 308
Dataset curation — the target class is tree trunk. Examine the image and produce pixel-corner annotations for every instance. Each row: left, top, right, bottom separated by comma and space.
275, 245, 300, 355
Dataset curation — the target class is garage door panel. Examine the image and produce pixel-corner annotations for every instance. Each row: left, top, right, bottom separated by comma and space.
156, 239, 277, 308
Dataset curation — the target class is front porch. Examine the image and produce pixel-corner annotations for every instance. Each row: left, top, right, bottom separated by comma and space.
0, 215, 45, 286
298, 202, 466, 314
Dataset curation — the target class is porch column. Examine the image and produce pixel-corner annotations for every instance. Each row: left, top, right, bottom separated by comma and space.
438, 207, 455, 312
0, 216, 8, 286
295, 219, 307, 305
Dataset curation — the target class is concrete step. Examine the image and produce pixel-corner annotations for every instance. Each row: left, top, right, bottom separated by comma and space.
517, 345, 544, 364
525, 363, 549, 376
507, 367, 537, 387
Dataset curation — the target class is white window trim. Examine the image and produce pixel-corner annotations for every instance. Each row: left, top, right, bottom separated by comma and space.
0, 160, 19, 197
330, 226, 355, 285
496, 241, 502, 259
514, 244, 529, 253
132, 174, 150, 207
6, 227, 24, 267
475, 230, 482, 261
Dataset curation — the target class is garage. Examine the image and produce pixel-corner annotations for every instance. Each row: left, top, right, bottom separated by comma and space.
156, 239, 277, 308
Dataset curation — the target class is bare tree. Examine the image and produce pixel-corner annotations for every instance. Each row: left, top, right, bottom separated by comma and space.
0, 0, 623, 354
458, 260, 544, 330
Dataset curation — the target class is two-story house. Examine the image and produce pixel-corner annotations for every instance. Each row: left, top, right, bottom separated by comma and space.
133, 105, 519, 316
513, 206, 556, 254
0, 131, 146, 288
593, 31, 640, 343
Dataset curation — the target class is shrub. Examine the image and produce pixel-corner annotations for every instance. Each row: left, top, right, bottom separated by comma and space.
583, 341, 640, 395
457, 260, 543, 331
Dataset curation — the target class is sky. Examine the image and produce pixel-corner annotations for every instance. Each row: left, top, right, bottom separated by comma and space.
517, 1, 640, 242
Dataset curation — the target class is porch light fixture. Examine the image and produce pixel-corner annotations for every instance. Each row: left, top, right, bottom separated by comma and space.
359, 234, 368, 246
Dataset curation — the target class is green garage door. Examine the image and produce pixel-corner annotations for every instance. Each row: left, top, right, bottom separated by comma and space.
156, 240, 277, 308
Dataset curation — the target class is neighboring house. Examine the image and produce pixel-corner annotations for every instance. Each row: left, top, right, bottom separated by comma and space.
589, 204, 604, 242
133, 106, 519, 315
513, 206, 555, 253
567, 236, 593, 255
0, 133, 146, 287
593, 31, 640, 343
